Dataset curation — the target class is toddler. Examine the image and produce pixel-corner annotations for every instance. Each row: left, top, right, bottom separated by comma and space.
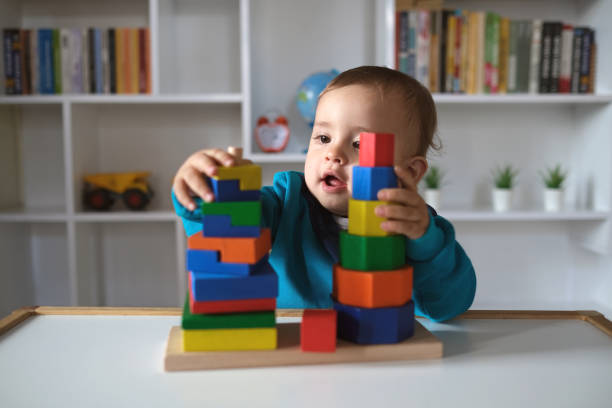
172, 66, 476, 322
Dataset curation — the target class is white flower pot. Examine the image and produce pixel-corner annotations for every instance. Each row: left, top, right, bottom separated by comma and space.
424, 189, 440, 211
492, 188, 513, 212
544, 188, 564, 212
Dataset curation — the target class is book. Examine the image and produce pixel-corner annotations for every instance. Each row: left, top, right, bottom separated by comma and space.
484, 12, 500, 93
529, 20, 542, 93
579, 28, 593, 93
130, 28, 139, 94
21, 30, 31, 94
94, 28, 103, 94
38, 29, 54, 94
588, 39, 596, 93
52, 29, 61, 94
507, 21, 518, 93
549, 22, 563, 93
138, 28, 147, 94
428, 10, 440, 92
452, 10, 462, 93
439, 10, 453, 93
144, 27, 151, 94
474, 11, 485, 94
446, 14, 455, 92
570, 27, 583, 93
516, 21, 532, 93
123, 28, 131, 93
416, 10, 430, 86
108, 29, 116, 94
60, 28, 72, 94
88, 28, 95, 93
115, 29, 124, 94
69, 29, 83, 93
30, 29, 38, 94
459, 9, 469, 93
498, 17, 510, 93
559, 24, 574, 93
81, 28, 90, 94
102, 29, 110, 94
3, 29, 16, 94
539, 22, 552, 93
407, 11, 417, 78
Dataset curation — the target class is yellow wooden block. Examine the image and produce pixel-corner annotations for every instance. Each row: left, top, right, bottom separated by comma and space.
348, 199, 393, 237
212, 164, 262, 191
182, 327, 277, 351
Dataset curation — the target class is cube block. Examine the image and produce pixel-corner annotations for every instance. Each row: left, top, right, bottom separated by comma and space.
211, 164, 262, 191
359, 132, 394, 167
208, 178, 261, 202
200, 200, 261, 226
190, 261, 278, 301
300, 309, 337, 352
182, 327, 277, 351
352, 166, 397, 201
186, 250, 268, 277
348, 199, 392, 237
188, 275, 276, 314
187, 228, 271, 264
340, 231, 406, 271
333, 299, 415, 345
332, 263, 413, 308
181, 297, 275, 330
202, 214, 261, 238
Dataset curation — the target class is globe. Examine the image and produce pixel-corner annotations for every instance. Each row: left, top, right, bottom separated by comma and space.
296, 69, 339, 128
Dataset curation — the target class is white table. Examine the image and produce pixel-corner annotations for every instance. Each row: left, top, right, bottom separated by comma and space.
1, 307, 611, 408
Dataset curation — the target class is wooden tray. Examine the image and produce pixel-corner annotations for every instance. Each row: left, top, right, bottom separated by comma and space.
164, 320, 443, 371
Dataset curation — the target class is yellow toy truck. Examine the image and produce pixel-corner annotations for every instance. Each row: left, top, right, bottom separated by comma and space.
83, 172, 154, 211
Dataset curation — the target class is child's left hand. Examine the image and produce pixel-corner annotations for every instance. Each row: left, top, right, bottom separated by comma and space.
375, 165, 430, 240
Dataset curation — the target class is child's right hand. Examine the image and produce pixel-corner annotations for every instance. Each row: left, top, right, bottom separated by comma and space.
172, 148, 252, 211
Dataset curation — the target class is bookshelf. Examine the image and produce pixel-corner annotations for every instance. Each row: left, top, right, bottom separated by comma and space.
1, 0, 611, 319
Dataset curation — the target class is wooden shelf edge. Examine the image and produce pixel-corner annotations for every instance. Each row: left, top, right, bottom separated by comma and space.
0, 306, 38, 337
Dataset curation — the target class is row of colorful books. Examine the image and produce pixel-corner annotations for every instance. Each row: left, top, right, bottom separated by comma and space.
396, 9, 597, 94
3, 28, 151, 95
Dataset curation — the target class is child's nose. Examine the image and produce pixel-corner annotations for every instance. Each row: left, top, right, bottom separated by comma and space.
325, 145, 347, 165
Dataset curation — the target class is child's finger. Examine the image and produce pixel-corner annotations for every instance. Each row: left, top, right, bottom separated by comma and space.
173, 178, 197, 211
380, 219, 421, 238
375, 203, 421, 221
184, 167, 214, 203
189, 153, 223, 178
207, 148, 236, 167
377, 188, 421, 206
394, 165, 418, 192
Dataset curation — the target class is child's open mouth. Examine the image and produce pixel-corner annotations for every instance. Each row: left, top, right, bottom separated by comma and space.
322, 174, 347, 193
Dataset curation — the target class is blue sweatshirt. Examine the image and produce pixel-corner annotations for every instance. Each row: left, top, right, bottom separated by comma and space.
172, 171, 476, 322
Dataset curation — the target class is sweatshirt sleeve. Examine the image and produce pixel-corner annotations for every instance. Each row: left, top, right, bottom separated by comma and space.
405, 211, 477, 322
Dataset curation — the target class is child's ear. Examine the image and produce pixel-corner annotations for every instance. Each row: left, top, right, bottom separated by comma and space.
405, 156, 428, 184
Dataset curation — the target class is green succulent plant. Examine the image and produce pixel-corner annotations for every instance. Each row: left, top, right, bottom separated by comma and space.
492, 165, 518, 189
540, 164, 567, 189
423, 166, 444, 189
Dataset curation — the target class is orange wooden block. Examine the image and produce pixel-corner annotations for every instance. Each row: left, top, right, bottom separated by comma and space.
332, 264, 413, 308
187, 228, 271, 264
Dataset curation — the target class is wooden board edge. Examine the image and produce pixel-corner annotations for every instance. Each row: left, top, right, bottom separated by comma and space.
34, 306, 182, 316
459, 310, 586, 320
0, 306, 38, 337
581, 312, 612, 338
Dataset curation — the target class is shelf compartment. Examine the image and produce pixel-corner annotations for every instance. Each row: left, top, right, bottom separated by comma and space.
70, 103, 242, 213
157, 0, 241, 94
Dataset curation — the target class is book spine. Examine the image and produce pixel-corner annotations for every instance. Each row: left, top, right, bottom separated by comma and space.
138, 28, 146, 93
558, 24, 573, 93
60, 28, 71, 94
81, 28, 89, 94
529, 20, 542, 93
429, 10, 440, 92
446, 14, 455, 92
52, 29, 61, 94
416, 10, 430, 86
21, 30, 31, 94
475, 12, 485, 94
549, 22, 562, 93
407, 11, 417, 78
39, 29, 54, 94
498, 18, 510, 94
570, 28, 583, 93
588, 37, 596, 93
123, 28, 131, 93
12, 30, 22, 95
115, 29, 124, 94
102, 29, 110, 94
69, 29, 82, 93
465, 11, 477, 94
517, 21, 532, 93
453, 10, 461, 93
3, 30, 15, 95
507, 21, 518, 93
145, 27, 151, 94
109, 29, 116, 94
439, 10, 450, 93
579, 28, 592, 94
539, 23, 552, 93
30, 29, 38, 94
130, 28, 139, 94
88, 28, 95, 93
94, 28, 103, 94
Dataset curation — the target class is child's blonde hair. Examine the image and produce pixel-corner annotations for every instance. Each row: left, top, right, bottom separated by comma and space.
320, 65, 440, 156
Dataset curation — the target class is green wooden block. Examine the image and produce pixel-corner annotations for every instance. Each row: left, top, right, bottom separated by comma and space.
200, 200, 261, 226
181, 297, 276, 330
340, 231, 406, 271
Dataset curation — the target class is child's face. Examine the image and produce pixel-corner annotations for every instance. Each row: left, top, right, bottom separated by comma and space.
304, 84, 418, 216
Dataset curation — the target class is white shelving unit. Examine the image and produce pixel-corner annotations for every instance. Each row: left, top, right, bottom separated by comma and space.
1, 0, 611, 318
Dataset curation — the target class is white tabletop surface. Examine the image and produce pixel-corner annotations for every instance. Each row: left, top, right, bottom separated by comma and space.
0, 314, 611, 408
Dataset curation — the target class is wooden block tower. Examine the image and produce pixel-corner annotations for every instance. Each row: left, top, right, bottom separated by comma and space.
332, 132, 416, 344
181, 148, 278, 351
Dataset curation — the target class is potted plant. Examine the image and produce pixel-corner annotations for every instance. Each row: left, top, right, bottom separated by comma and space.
422, 166, 443, 211
492, 165, 518, 212
540, 164, 567, 212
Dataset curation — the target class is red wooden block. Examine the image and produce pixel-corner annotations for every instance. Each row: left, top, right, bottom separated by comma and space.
300, 309, 337, 352
359, 132, 394, 167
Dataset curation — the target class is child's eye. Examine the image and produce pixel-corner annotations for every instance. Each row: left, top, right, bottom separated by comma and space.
315, 135, 331, 144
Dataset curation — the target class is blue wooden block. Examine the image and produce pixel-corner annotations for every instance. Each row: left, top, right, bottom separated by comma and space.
190, 260, 278, 301
333, 299, 414, 344
352, 166, 397, 201
187, 250, 269, 277
208, 178, 261, 202
202, 214, 261, 237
